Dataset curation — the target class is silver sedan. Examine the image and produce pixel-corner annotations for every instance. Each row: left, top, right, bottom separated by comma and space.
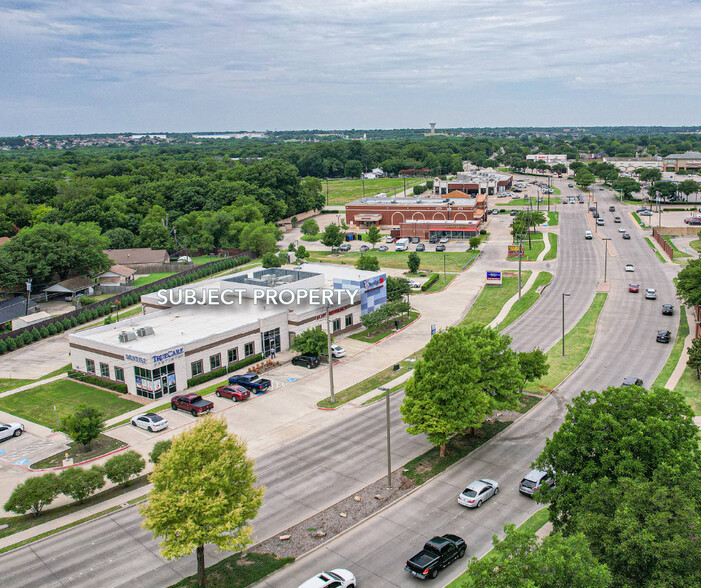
458, 478, 499, 508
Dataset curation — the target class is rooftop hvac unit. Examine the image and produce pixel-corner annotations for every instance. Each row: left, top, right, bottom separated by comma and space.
136, 326, 155, 337
118, 331, 137, 343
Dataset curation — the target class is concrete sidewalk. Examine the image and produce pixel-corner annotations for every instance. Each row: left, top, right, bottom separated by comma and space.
0, 373, 68, 399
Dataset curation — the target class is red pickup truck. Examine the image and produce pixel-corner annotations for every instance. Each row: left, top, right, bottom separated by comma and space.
171, 394, 214, 416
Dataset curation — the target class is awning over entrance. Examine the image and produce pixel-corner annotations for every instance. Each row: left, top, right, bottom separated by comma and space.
354, 214, 382, 222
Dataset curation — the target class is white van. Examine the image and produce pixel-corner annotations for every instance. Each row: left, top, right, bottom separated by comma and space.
395, 237, 410, 251
585, 230, 593, 240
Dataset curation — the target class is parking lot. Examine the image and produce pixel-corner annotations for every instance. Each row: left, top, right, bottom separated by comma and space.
0, 430, 69, 469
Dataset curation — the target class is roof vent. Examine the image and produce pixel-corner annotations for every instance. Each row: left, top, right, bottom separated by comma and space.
136, 326, 155, 337
118, 331, 137, 343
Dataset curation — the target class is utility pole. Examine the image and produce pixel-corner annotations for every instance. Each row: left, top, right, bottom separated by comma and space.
518, 234, 523, 300
326, 305, 335, 404
25, 279, 32, 315
602, 238, 611, 282
379, 386, 392, 488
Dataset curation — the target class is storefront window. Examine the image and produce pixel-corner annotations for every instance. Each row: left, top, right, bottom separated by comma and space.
345, 314, 353, 327
228, 348, 238, 364
244, 342, 255, 357
115, 367, 125, 382
100, 363, 109, 378
135, 364, 176, 400
86, 359, 95, 374
261, 328, 281, 356
210, 354, 221, 370
191, 360, 203, 377
333, 319, 341, 332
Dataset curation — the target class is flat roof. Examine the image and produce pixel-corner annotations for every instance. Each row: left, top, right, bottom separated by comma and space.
348, 196, 476, 207
297, 263, 385, 283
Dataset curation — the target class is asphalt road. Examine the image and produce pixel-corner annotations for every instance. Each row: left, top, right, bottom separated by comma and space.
0, 182, 679, 587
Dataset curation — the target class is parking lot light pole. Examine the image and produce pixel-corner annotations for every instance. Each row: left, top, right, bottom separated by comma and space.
562, 293, 571, 357
326, 304, 335, 404
602, 238, 611, 282
379, 386, 392, 488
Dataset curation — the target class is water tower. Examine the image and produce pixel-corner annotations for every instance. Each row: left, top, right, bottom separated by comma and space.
429, 123, 436, 135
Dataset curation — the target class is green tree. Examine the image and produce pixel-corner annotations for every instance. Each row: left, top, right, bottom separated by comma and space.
386, 276, 410, 301
366, 224, 381, 248
516, 348, 549, 392
678, 179, 700, 203
141, 416, 264, 587
574, 169, 596, 189
407, 252, 421, 273
400, 326, 523, 457
461, 524, 611, 588
261, 252, 283, 268
300, 218, 319, 236
150, 440, 172, 464
103, 227, 136, 249
649, 180, 678, 202
356, 254, 379, 271
533, 386, 700, 532
687, 337, 701, 379
290, 326, 329, 357
343, 160, 363, 178
468, 236, 481, 250
638, 168, 662, 184
104, 451, 146, 487
296, 244, 309, 260
239, 222, 280, 256
611, 177, 641, 199
59, 404, 104, 449
321, 223, 344, 249
676, 258, 701, 306
58, 466, 106, 503
4, 473, 61, 517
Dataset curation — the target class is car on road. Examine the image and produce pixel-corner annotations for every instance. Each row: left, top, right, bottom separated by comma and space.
625, 264, 635, 272
292, 354, 320, 369
405, 535, 466, 580
440, 237, 449, 243
599, 187, 604, 190
645, 288, 657, 299
378, 245, 388, 252
592, 211, 599, 218
411, 237, 420, 244
339, 243, 351, 252
458, 479, 499, 508
215, 385, 250, 402
416, 243, 425, 251
359, 245, 369, 252
0, 422, 24, 441
330, 344, 346, 358
656, 330, 672, 343
297, 569, 356, 588
629, 283, 639, 293
609, 205, 616, 212
596, 218, 604, 226
639, 209, 653, 216
585, 230, 593, 239
435, 244, 446, 252
622, 233, 631, 239
130, 413, 168, 432
171, 394, 214, 417
519, 469, 554, 497
662, 304, 674, 315
568, 183, 574, 187
589, 206, 597, 212
622, 377, 644, 387
228, 373, 272, 393
684, 217, 701, 225
618, 227, 627, 233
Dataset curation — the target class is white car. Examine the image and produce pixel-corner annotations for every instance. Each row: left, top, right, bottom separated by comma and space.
458, 478, 499, 508
645, 288, 657, 300
408, 280, 421, 288
625, 264, 635, 272
298, 569, 356, 588
330, 344, 346, 358
130, 413, 168, 432
618, 227, 626, 233
0, 422, 24, 441
439, 237, 449, 243
385, 236, 394, 243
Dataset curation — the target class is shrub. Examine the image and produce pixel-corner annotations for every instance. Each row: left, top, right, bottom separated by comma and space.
39, 326, 50, 338
79, 296, 98, 306
421, 274, 439, 291
54, 320, 64, 333
31, 327, 42, 341
479, 229, 487, 235
0, 339, 6, 354
21, 331, 33, 345
58, 467, 106, 503
67, 370, 128, 394
186, 353, 263, 387
59, 403, 104, 448
104, 451, 145, 486
6, 337, 17, 351
4, 473, 60, 517
47, 322, 57, 336
150, 440, 173, 464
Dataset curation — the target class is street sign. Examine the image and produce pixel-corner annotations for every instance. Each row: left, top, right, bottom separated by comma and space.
486, 271, 502, 285
431, 324, 436, 336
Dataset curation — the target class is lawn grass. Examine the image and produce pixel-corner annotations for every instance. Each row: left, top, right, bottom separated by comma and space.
361, 381, 405, 406
325, 177, 427, 205
348, 311, 419, 344
132, 272, 175, 287
644, 237, 668, 263
505, 198, 561, 206
306, 250, 478, 272
552, 186, 562, 196
317, 357, 418, 408
459, 273, 531, 329
543, 233, 558, 261
547, 211, 559, 226
632, 212, 647, 228
300, 233, 323, 242
653, 309, 690, 389
0, 364, 72, 394
663, 236, 691, 258
689, 239, 701, 253
673, 364, 701, 414
171, 551, 295, 588
526, 293, 607, 394
507, 235, 545, 262
31, 434, 127, 468
0, 379, 142, 429
420, 272, 458, 293
498, 272, 553, 331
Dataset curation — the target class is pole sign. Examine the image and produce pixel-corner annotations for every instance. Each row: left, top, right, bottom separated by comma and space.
486, 271, 502, 285
431, 324, 436, 336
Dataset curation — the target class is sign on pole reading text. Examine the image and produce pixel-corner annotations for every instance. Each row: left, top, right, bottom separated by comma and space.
486, 271, 502, 286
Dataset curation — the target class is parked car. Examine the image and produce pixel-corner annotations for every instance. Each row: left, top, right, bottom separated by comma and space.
490, 208, 500, 214
215, 385, 251, 402
656, 330, 672, 343
629, 283, 639, 293
513, 188, 522, 192
378, 245, 389, 252
458, 479, 499, 508
228, 373, 272, 393
645, 288, 657, 299
359, 245, 370, 252
330, 344, 346, 358
510, 210, 518, 216
408, 280, 421, 288
292, 354, 320, 369
339, 243, 351, 252
639, 209, 653, 216
385, 236, 395, 243
625, 264, 635, 272
130, 413, 168, 432
622, 377, 644, 387
416, 243, 425, 251
439, 237, 449, 243
411, 237, 420, 244
684, 217, 701, 225
519, 469, 554, 497
429, 235, 438, 243
622, 233, 631, 240
662, 304, 674, 315
0, 422, 24, 441
297, 569, 356, 588
435, 244, 446, 252
405, 535, 466, 580
568, 183, 574, 187
171, 394, 214, 417
596, 218, 604, 226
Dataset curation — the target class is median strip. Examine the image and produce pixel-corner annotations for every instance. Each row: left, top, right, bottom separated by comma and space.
498, 272, 553, 331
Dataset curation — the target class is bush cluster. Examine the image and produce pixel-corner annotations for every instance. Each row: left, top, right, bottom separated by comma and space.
186, 353, 263, 388
421, 274, 439, 291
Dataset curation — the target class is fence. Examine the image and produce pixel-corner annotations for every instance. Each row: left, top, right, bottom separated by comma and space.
0, 253, 253, 347
652, 228, 674, 259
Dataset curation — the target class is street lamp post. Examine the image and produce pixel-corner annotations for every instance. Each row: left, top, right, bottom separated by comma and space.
657, 197, 662, 228
517, 234, 524, 300
562, 293, 571, 357
602, 238, 611, 282
594, 201, 598, 233
378, 386, 392, 488
326, 305, 335, 404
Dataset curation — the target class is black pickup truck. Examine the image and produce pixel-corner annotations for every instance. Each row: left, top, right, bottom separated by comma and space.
405, 534, 466, 580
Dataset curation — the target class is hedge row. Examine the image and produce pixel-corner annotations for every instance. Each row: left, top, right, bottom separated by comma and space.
421, 273, 440, 291
68, 371, 129, 394
0, 255, 252, 356
186, 353, 263, 388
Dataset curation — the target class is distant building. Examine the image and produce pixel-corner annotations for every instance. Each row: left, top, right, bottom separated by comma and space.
98, 265, 137, 288
45, 277, 95, 300
361, 167, 385, 180
526, 154, 568, 164
602, 157, 663, 173
104, 248, 170, 269
0, 296, 39, 330
433, 171, 512, 196
664, 151, 701, 172
12, 311, 51, 331
130, 134, 168, 140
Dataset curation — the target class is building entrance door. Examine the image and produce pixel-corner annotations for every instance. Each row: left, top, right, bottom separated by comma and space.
261, 327, 281, 357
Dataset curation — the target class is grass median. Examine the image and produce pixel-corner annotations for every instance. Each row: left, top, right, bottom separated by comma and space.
644, 237, 667, 263
498, 272, 553, 331
663, 235, 691, 258
420, 272, 458, 293
348, 310, 419, 344
526, 293, 607, 395
547, 211, 559, 225
653, 309, 690, 389
507, 233, 544, 262
459, 272, 531, 329
543, 233, 558, 261
170, 552, 295, 588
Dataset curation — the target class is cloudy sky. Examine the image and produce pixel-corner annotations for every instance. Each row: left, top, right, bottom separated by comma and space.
1, 0, 700, 135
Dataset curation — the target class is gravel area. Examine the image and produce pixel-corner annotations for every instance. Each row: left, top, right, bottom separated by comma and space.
250, 469, 415, 559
